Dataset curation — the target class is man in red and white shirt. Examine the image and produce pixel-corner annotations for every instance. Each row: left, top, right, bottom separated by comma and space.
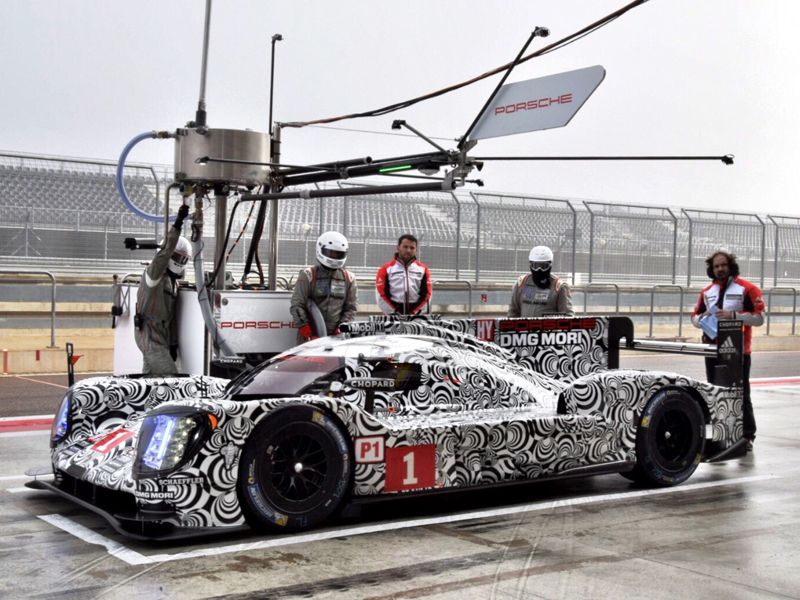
692, 250, 765, 449
375, 234, 432, 315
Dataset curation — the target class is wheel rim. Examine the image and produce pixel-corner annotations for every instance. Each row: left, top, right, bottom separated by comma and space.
654, 408, 694, 468
261, 424, 334, 512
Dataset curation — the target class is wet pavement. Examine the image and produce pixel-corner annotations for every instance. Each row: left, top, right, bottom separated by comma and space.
0, 356, 798, 599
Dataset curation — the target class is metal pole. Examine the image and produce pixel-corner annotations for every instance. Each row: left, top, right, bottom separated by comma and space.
768, 215, 779, 287
342, 196, 349, 239
452, 192, 461, 280
587, 206, 595, 283
460, 28, 543, 147
195, 0, 213, 127
682, 209, 693, 287
569, 201, 577, 286
214, 192, 227, 290
475, 201, 482, 282
667, 207, 677, 285
756, 215, 766, 288
268, 125, 281, 290
268, 33, 283, 136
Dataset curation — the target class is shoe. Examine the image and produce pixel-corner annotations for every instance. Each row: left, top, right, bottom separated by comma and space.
745, 439, 754, 452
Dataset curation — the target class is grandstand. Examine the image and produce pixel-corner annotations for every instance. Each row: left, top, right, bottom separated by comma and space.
1, 151, 800, 286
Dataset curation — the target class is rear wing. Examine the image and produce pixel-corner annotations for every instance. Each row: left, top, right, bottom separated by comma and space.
342, 315, 744, 387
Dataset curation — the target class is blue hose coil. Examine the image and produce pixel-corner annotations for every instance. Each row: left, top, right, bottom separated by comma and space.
116, 131, 171, 223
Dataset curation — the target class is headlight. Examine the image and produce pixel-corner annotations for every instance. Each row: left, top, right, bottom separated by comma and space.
50, 393, 71, 446
133, 409, 215, 477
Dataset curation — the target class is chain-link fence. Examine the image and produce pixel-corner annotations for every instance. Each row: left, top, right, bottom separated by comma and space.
2, 153, 800, 288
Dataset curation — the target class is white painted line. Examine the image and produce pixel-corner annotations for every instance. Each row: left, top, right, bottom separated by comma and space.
6, 487, 30, 494
0, 414, 53, 422
0, 474, 33, 481
0, 430, 51, 439
13, 375, 68, 389
38, 515, 151, 565
39, 474, 776, 566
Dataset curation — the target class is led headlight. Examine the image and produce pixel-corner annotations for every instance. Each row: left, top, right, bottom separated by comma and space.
50, 393, 71, 447
133, 409, 215, 477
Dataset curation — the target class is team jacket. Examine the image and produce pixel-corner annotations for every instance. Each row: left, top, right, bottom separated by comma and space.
507, 273, 574, 318
375, 255, 432, 315
290, 264, 358, 337
135, 226, 180, 353
692, 276, 765, 354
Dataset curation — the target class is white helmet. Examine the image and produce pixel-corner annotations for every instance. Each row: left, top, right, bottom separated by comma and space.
316, 231, 348, 269
528, 245, 553, 271
167, 236, 192, 277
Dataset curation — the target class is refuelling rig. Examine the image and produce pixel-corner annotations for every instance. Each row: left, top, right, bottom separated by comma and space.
109, 1, 733, 379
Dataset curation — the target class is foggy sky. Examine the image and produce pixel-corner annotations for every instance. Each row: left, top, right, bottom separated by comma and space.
1, 0, 797, 216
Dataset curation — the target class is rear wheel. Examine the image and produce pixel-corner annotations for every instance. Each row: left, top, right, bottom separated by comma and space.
624, 388, 705, 486
238, 405, 352, 532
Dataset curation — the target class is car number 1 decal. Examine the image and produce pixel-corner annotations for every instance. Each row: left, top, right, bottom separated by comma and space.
384, 444, 436, 492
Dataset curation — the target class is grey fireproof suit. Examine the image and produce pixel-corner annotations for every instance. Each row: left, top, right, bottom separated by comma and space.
507, 273, 574, 318
135, 227, 181, 374
290, 264, 358, 342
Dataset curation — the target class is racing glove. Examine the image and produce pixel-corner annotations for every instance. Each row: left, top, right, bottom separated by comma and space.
173, 204, 190, 231
299, 324, 317, 342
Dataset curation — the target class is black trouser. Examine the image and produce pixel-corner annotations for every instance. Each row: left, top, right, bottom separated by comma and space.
705, 353, 755, 440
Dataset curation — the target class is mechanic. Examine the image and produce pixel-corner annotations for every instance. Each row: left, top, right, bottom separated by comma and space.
134, 203, 191, 375
507, 245, 574, 318
692, 249, 765, 451
291, 231, 358, 343
375, 233, 432, 315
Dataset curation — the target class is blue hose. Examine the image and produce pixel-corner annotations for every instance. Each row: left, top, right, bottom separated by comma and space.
116, 131, 171, 223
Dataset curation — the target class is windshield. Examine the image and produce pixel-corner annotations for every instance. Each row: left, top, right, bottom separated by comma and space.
228, 354, 344, 398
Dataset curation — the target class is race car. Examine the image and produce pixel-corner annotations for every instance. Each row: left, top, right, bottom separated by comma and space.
29, 315, 745, 539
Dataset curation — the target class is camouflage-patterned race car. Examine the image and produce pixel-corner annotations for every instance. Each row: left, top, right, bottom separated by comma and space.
29, 315, 746, 539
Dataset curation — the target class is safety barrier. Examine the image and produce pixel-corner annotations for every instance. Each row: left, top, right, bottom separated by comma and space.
649, 285, 686, 338
766, 287, 798, 336
0, 269, 57, 347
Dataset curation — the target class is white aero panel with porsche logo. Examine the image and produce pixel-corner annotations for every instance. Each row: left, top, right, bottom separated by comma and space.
470, 65, 606, 141
113, 285, 297, 376
216, 289, 297, 353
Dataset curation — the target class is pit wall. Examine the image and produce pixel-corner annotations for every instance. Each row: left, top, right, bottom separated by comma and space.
2, 306, 799, 375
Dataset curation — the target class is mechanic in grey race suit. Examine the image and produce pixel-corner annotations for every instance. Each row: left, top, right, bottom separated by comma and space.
507, 245, 574, 318
135, 203, 191, 375
290, 231, 358, 343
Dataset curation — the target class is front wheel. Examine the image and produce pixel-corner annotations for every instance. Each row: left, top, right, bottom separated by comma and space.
238, 405, 352, 532
624, 388, 705, 486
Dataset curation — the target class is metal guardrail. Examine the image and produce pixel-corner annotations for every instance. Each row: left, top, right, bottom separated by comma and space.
2, 276, 798, 344
766, 287, 798, 336
0, 269, 57, 347
649, 284, 685, 338
432, 279, 474, 317
575, 283, 620, 315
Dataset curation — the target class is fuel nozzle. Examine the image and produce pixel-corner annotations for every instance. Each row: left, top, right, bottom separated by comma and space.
191, 196, 204, 243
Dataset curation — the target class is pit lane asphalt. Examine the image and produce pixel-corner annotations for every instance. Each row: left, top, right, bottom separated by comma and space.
2, 351, 799, 418
2, 355, 800, 599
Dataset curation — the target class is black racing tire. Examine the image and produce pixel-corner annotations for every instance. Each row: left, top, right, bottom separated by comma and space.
238, 405, 352, 532
624, 388, 705, 487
